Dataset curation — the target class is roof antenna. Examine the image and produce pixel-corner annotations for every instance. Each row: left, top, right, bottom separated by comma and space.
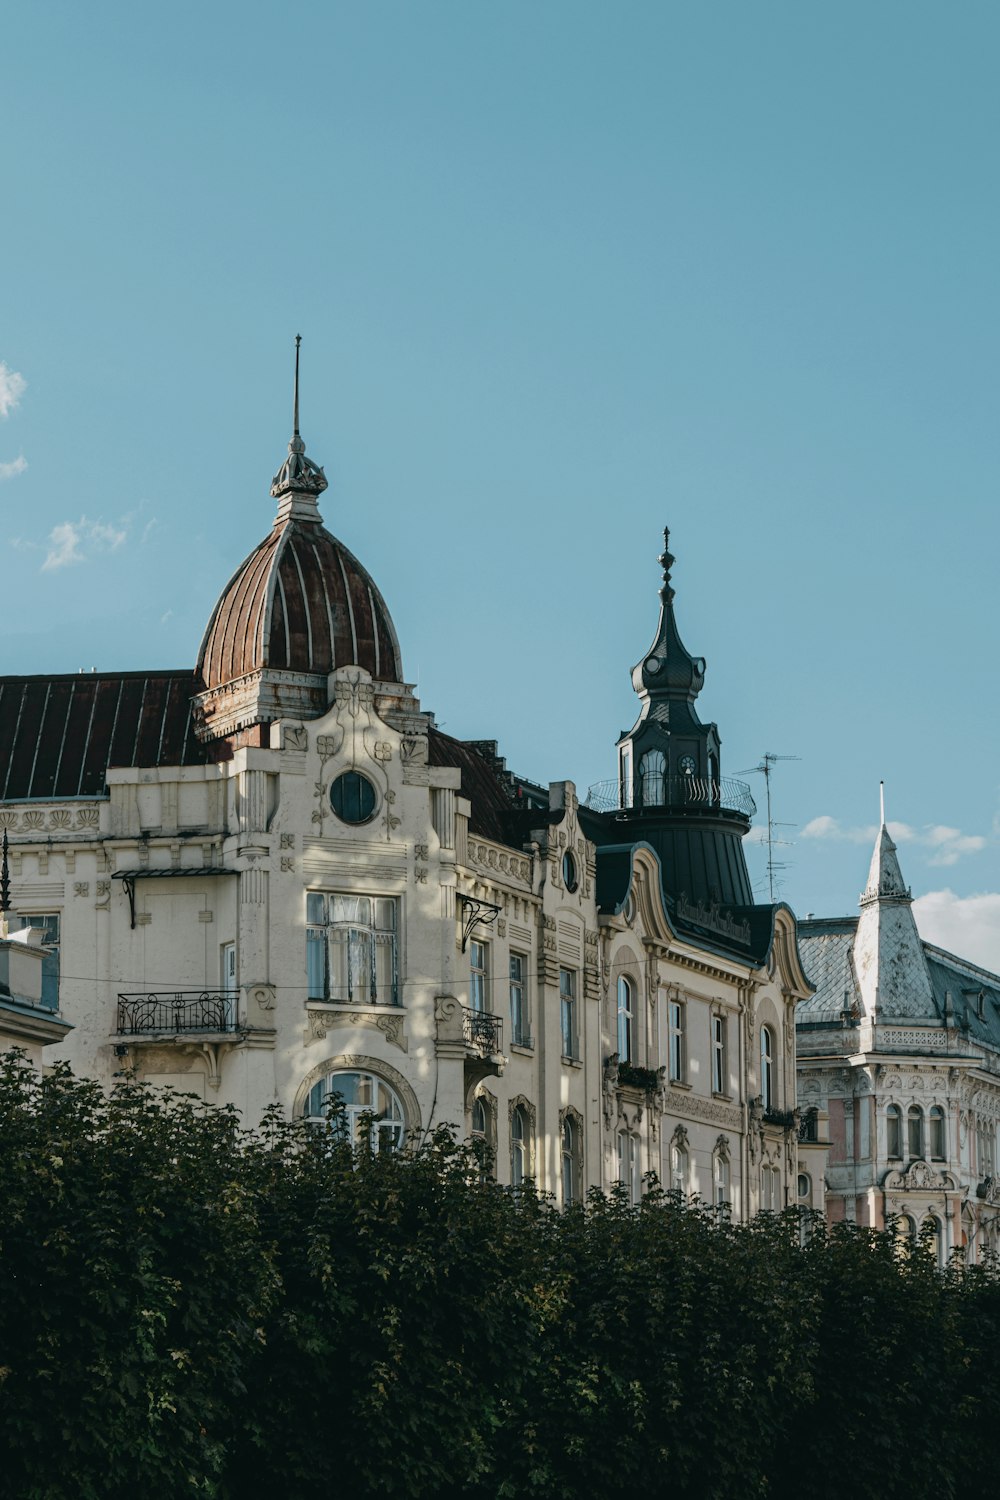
293, 333, 302, 440
879, 780, 885, 827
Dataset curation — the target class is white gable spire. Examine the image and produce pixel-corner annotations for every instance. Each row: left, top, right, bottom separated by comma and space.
853, 808, 937, 1021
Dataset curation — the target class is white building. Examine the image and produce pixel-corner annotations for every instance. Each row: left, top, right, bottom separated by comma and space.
797, 816, 1000, 1261
0, 360, 814, 1214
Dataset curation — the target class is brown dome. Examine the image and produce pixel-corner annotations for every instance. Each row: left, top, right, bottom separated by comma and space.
197, 514, 403, 690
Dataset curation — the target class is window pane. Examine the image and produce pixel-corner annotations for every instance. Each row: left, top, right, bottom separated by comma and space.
374, 932, 396, 1004
307, 929, 328, 999
306, 892, 326, 924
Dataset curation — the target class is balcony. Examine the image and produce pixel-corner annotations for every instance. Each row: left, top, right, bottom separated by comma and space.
116, 991, 237, 1037
763, 1106, 799, 1131
797, 1107, 819, 1143
585, 774, 756, 818
463, 1006, 503, 1058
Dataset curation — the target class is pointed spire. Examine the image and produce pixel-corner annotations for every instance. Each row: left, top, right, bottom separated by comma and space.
631, 524, 706, 703
861, 821, 911, 905
271, 334, 328, 513
853, 811, 936, 1020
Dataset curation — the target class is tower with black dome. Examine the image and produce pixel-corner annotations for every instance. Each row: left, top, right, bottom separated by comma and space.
588, 527, 760, 925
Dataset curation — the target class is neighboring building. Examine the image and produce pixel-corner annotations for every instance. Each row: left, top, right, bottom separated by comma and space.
0, 359, 814, 1214
0, 835, 71, 1068
797, 816, 1000, 1262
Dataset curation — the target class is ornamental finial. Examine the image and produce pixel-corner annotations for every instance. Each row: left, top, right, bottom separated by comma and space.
270, 334, 328, 505
0, 829, 10, 937
658, 525, 675, 602
293, 333, 301, 440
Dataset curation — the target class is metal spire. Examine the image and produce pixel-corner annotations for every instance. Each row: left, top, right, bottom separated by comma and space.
293, 333, 301, 440
658, 526, 675, 602
879, 779, 886, 827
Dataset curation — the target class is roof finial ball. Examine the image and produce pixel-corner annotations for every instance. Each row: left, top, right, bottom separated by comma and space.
658, 526, 675, 603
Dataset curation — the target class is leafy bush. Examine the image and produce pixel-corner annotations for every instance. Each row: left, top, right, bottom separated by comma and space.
1, 1053, 997, 1499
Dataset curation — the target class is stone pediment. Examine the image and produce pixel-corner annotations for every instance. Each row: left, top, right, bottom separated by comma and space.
883, 1161, 953, 1194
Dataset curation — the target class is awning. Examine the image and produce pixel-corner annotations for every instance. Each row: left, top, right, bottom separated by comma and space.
112, 867, 235, 928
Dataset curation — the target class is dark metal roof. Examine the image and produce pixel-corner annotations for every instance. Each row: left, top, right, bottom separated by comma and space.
0, 671, 207, 800
112, 868, 234, 880
197, 518, 402, 689
427, 728, 521, 843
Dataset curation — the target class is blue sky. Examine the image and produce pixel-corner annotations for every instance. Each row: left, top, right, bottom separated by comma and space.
3, 2, 999, 961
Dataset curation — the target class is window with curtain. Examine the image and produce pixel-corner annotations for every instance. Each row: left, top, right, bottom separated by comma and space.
617, 976, 634, 1061
760, 1025, 774, 1110
886, 1103, 902, 1159
306, 894, 397, 1005
304, 1070, 404, 1150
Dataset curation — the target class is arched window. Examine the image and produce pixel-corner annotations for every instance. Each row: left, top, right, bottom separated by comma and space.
639, 748, 665, 807
925, 1214, 944, 1268
305, 1070, 404, 1151
713, 1148, 730, 1209
886, 1103, 902, 1159
797, 1172, 812, 1205
760, 1025, 774, 1111
617, 976, 634, 1061
908, 1104, 924, 1161
471, 1094, 493, 1182
896, 1213, 917, 1252
670, 1141, 688, 1196
561, 1115, 581, 1206
616, 1129, 640, 1205
930, 1105, 946, 1160
511, 1104, 529, 1188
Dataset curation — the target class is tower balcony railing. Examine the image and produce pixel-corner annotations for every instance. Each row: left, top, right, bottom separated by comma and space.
116, 991, 238, 1036
585, 774, 756, 819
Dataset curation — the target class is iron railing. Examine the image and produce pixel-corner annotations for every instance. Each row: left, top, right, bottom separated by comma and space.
763, 1106, 799, 1130
797, 1108, 819, 1143
585, 775, 756, 818
463, 1007, 503, 1057
116, 991, 237, 1036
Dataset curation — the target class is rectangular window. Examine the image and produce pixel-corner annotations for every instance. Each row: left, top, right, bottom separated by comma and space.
617, 1129, 640, 1204
712, 1013, 727, 1095
306, 893, 398, 1005
560, 968, 578, 1059
509, 953, 529, 1045
469, 940, 489, 1013
668, 1000, 685, 1083
12, 913, 60, 1011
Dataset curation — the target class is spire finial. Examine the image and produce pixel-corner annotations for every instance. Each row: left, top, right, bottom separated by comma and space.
270, 334, 328, 507
658, 525, 675, 602
879, 780, 885, 827
293, 334, 301, 439
0, 829, 10, 938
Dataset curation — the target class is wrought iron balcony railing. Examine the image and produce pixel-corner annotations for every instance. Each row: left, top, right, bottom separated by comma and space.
585, 775, 756, 818
463, 1007, 503, 1057
116, 991, 237, 1036
797, 1107, 819, 1143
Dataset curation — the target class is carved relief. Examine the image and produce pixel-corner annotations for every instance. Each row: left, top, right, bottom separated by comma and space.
306, 1007, 408, 1053
50, 810, 72, 829
280, 833, 295, 849
280, 858, 295, 873
76, 806, 99, 828
283, 724, 308, 752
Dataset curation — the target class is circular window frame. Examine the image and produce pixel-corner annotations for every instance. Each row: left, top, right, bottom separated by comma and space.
562, 850, 578, 893
329, 770, 379, 825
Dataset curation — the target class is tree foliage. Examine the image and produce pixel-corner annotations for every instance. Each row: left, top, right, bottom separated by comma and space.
1, 1053, 998, 1499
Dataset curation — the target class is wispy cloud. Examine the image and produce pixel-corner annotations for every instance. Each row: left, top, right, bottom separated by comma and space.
802, 815, 986, 867
41, 516, 128, 572
914, 890, 1000, 973
0, 362, 26, 420
0, 455, 27, 481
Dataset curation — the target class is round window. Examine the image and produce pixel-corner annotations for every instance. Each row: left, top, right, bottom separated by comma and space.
330, 771, 377, 824
562, 850, 578, 892
797, 1172, 811, 1200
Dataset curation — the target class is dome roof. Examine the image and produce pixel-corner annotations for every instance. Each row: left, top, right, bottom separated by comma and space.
197, 514, 402, 690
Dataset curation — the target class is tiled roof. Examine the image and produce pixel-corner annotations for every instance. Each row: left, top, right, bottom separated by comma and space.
197, 518, 401, 689
796, 919, 860, 1021
427, 728, 520, 844
0, 671, 207, 800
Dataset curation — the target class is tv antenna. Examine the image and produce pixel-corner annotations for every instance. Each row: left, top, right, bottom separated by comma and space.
736, 752, 800, 901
